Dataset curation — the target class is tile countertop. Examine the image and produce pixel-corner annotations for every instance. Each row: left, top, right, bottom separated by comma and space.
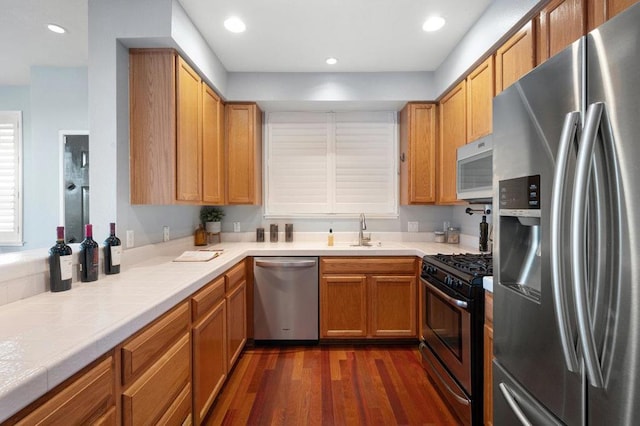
0, 240, 477, 421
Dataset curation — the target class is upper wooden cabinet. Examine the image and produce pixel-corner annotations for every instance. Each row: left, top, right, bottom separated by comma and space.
437, 81, 467, 205
466, 56, 495, 142
225, 103, 263, 205
399, 103, 437, 205
176, 56, 203, 202
588, 0, 637, 30
129, 49, 225, 205
537, 0, 587, 65
495, 21, 536, 94
202, 85, 225, 205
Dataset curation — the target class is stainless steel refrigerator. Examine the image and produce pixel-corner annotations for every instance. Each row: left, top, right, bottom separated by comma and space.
492, 3, 640, 425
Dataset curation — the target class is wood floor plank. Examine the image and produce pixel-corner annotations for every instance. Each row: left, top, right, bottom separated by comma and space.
206, 345, 461, 426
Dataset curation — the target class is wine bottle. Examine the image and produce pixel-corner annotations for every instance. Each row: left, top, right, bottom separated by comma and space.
79, 224, 99, 282
104, 222, 122, 275
49, 226, 73, 292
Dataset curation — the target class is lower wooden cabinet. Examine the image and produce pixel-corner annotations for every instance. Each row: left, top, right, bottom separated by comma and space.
226, 280, 247, 370
484, 291, 494, 426
320, 257, 418, 339
13, 356, 115, 425
191, 276, 227, 426
121, 333, 191, 425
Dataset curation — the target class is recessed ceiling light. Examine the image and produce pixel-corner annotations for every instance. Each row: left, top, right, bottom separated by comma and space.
224, 16, 246, 33
47, 24, 66, 34
326, 57, 338, 65
422, 16, 446, 32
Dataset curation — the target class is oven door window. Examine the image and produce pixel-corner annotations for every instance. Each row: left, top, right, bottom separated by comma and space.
426, 290, 463, 360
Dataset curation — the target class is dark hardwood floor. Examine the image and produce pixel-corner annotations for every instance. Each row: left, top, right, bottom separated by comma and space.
206, 345, 461, 425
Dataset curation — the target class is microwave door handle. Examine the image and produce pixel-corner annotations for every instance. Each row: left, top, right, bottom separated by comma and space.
571, 102, 605, 389
550, 111, 581, 373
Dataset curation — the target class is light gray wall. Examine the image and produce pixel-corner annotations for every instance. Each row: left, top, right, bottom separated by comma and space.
433, 0, 543, 96
28, 67, 88, 250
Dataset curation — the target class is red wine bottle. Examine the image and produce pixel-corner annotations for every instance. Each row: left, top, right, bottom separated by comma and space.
79, 224, 99, 282
104, 222, 122, 275
49, 226, 73, 292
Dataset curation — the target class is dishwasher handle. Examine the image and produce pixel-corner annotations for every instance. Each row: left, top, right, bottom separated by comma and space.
255, 259, 317, 269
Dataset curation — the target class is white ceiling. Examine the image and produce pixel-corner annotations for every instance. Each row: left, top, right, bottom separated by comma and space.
179, 0, 493, 72
0, 0, 492, 85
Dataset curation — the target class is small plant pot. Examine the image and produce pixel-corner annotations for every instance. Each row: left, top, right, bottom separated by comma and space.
205, 221, 221, 233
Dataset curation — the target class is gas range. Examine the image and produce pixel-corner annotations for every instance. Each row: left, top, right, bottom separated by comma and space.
421, 253, 492, 299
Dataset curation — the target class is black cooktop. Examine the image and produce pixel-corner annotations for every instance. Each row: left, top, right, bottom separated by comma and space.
428, 253, 493, 277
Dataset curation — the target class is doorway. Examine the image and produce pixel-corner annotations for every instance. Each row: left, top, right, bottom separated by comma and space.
61, 132, 89, 243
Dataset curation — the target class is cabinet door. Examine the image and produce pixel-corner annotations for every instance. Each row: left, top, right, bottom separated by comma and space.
176, 56, 202, 202
202, 83, 225, 205
370, 275, 417, 337
193, 299, 227, 425
226, 280, 247, 370
588, 0, 637, 30
320, 275, 367, 337
484, 323, 494, 426
466, 57, 494, 142
15, 357, 115, 425
399, 103, 436, 204
538, 0, 586, 64
495, 21, 536, 94
225, 103, 263, 205
437, 81, 466, 205
129, 49, 177, 205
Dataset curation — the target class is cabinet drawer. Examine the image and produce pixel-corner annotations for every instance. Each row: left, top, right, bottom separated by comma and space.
122, 334, 190, 426
156, 382, 192, 425
320, 257, 417, 275
192, 276, 225, 321
121, 302, 190, 385
225, 261, 246, 292
16, 356, 114, 425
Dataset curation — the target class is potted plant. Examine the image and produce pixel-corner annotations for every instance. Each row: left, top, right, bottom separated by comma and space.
200, 206, 224, 233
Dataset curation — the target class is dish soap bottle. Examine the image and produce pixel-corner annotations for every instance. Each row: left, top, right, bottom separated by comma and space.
328, 228, 334, 246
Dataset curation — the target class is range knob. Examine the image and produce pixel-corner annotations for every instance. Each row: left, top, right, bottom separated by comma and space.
444, 275, 451, 285
427, 265, 437, 274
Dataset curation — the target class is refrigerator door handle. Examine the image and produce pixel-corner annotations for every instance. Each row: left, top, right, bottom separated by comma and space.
550, 111, 581, 373
571, 102, 605, 388
498, 383, 533, 426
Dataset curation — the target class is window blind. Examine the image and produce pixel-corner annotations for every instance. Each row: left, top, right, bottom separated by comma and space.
0, 111, 22, 245
265, 111, 397, 217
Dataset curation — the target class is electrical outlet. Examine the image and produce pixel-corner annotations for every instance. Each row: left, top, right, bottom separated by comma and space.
233, 222, 241, 232
408, 221, 419, 232
163, 226, 170, 242
126, 230, 134, 248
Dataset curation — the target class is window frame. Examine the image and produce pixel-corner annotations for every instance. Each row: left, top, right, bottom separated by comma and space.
0, 110, 23, 246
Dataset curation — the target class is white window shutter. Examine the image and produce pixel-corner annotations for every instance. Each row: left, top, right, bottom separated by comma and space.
0, 111, 22, 245
265, 111, 397, 217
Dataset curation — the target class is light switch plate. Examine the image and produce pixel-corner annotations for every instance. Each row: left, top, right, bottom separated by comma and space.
163, 226, 170, 242
233, 222, 241, 232
408, 221, 419, 232
126, 230, 134, 248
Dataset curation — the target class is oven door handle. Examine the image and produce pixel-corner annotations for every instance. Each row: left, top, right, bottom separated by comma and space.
419, 343, 470, 406
423, 279, 468, 310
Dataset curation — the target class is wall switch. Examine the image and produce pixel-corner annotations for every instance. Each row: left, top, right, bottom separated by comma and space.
163, 226, 170, 242
233, 222, 241, 232
408, 221, 419, 232
126, 230, 134, 248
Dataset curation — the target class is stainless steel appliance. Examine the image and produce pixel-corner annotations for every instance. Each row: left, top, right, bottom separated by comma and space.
493, 4, 640, 424
457, 135, 493, 203
419, 253, 492, 425
253, 257, 319, 342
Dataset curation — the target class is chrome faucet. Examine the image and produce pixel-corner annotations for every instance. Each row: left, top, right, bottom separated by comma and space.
359, 213, 371, 246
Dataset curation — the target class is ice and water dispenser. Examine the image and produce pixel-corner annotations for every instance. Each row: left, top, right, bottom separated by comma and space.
499, 175, 542, 301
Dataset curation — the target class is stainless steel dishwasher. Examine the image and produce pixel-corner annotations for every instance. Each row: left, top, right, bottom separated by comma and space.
253, 257, 319, 342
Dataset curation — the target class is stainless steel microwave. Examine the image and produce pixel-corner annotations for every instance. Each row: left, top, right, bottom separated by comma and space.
457, 136, 493, 203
